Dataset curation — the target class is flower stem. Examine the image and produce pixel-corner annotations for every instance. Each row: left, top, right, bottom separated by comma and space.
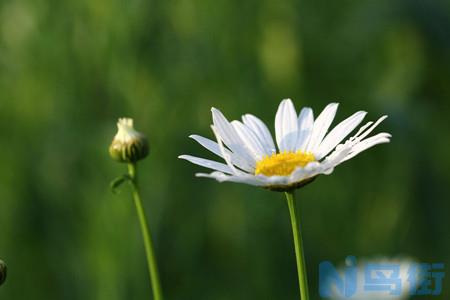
128, 163, 163, 300
285, 191, 310, 300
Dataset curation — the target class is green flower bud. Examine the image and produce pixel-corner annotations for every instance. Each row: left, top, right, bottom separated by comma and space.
0, 260, 6, 286
109, 118, 149, 163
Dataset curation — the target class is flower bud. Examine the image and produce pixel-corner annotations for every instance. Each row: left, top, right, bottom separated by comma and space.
109, 118, 149, 163
0, 259, 6, 286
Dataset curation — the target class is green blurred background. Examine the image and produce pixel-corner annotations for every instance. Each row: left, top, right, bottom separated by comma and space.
0, 0, 449, 299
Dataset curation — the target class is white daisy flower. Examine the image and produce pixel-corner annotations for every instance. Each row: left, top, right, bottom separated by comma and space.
179, 99, 391, 191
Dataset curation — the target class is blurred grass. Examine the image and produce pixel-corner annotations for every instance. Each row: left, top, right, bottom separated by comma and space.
0, 0, 449, 299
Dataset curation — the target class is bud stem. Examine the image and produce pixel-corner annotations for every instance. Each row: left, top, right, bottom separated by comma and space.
128, 163, 163, 300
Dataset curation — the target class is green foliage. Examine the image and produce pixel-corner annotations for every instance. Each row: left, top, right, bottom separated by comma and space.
0, 0, 449, 298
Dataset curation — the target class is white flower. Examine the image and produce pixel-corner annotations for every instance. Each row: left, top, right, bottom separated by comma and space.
179, 99, 391, 191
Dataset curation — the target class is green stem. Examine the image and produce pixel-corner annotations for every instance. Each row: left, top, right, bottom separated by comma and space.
128, 163, 163, 300
285, 191, 310, 300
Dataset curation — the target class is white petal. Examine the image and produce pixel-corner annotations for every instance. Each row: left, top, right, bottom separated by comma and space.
189, 134, 223, 157
242, 114, 276, 155
289, 161, 322, 183
295, 107, 314, 151
319, 142, 354, 169
275, 99, 299, 152
344, 132, 391, 161
322, 167, 334, 175
178, 155, 234, 174
210, 125, 248, 175
196, 171, 266, 186
189, 134, 254, 172
231, 121, 266, 160
356, 115, 388, 140
306, 103, 339, 153
353, 120, 373, 139
211, 108, 256, 168
315, 111, 367, 160
197, 170, 312, 189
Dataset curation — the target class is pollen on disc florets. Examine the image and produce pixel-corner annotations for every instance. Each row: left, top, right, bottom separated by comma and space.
255, 151, 316, 177
109, 118, 149, 163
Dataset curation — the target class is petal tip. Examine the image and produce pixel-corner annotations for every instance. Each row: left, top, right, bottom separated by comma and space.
280, 98, 294, 107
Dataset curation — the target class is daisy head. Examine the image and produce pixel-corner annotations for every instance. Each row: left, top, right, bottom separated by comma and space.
179, 99, 391, 191
109, 118, 149, 163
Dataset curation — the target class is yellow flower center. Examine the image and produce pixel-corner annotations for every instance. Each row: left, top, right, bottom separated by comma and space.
255, 151, 316, 176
